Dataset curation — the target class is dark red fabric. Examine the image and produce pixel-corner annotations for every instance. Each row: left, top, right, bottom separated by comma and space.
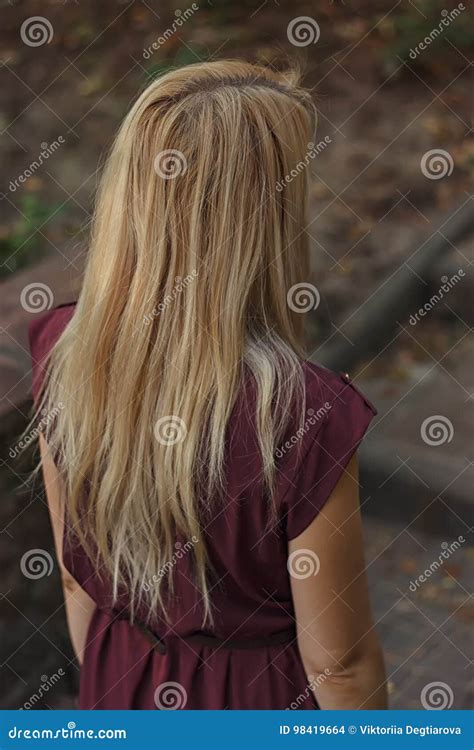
29, 303, 377, 710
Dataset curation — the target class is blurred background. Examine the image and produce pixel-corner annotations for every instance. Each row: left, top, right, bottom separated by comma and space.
1, 0, 472, 710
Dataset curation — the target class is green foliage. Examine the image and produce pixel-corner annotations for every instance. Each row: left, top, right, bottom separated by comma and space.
0, 195, 62, 278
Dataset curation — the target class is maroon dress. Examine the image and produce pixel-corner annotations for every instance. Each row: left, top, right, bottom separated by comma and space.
29, 303, 377, 710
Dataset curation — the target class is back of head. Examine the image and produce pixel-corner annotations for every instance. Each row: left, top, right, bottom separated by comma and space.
40, 60, 316, 622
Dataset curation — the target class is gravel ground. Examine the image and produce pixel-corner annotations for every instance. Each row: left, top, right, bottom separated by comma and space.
364, 517, 472, 710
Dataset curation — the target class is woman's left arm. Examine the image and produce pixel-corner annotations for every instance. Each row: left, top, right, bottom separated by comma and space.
39, 434, 96, 665
289, 454, 388, 709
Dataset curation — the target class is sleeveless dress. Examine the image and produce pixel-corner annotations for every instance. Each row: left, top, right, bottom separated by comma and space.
29, 303, 377, 710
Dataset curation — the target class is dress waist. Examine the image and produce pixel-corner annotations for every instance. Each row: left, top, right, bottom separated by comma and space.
102, 607, 295, 656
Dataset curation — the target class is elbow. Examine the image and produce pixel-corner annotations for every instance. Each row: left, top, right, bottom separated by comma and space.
299, 636, 388, 709
299, 634, 386, 687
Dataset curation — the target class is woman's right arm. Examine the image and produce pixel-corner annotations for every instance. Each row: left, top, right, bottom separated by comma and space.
289, 454, 388, 709
40, 434, 96, 665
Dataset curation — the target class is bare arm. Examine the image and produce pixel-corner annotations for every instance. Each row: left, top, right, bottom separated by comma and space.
39, 434, 95, 665
289, 454, 387, 709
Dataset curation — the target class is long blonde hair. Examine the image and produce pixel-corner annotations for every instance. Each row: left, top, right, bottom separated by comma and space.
37, 60, 316, 622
